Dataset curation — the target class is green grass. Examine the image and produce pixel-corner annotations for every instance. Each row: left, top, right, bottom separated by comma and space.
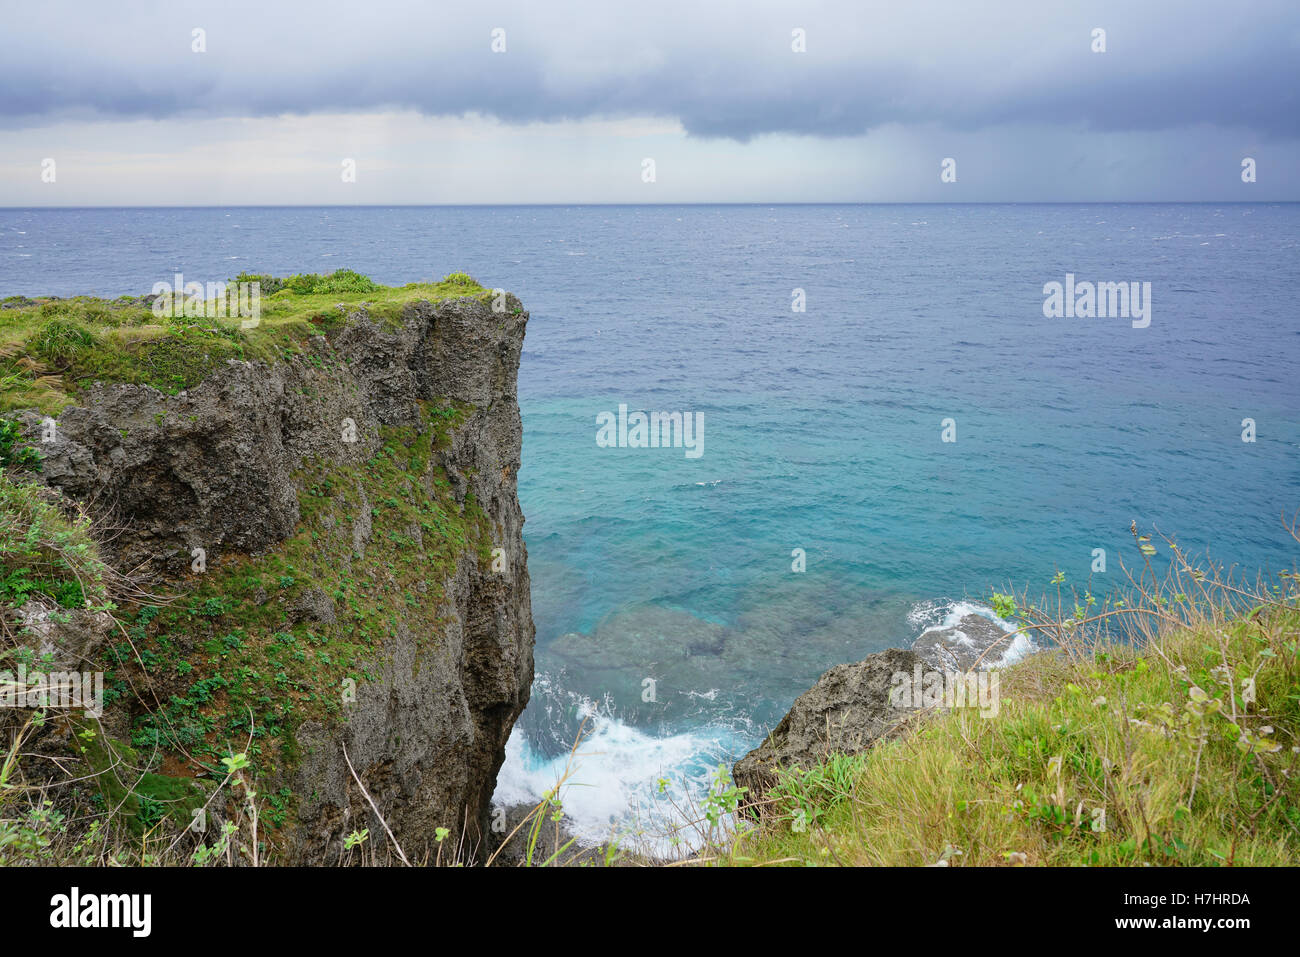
731, 603, 1300, 866
0, 468, 112, 627
0, 270, 490, 415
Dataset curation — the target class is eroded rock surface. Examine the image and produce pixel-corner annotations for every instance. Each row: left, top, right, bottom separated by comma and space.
732, 647, 926, 799
16, 295, 535, 863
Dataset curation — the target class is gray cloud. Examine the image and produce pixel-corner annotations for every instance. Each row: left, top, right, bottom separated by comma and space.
2, 0, 1297, 139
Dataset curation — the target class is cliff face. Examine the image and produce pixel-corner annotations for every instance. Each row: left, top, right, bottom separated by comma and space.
19, 294, 534, 862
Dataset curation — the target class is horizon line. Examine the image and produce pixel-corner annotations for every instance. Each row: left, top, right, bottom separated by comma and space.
1, 200, 1296, 211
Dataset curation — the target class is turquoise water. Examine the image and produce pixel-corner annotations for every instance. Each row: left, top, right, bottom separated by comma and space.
497, 205, 1300, 842
3, 203, 1298, 843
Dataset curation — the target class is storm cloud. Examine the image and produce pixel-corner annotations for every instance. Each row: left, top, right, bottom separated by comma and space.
2, 0, 1297, 140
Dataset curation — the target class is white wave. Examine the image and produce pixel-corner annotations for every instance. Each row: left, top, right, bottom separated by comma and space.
908, 597, 1035, 667
996, 629, 1038, 666
909, 597, 1016, 634
494, 708, 749, 857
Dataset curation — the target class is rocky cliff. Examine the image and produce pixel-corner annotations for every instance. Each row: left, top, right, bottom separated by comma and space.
5, 285, 535, 863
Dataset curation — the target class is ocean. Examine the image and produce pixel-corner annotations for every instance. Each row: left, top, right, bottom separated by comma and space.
4, 203, 1298, 846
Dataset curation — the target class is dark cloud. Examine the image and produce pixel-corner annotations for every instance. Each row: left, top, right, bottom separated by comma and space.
1, 0, 1297, 139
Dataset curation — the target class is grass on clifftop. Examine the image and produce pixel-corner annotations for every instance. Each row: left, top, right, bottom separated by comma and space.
727, 530, 1300, 867
0, 270, 491, 415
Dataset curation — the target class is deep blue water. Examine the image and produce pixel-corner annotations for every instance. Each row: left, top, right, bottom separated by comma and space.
3, 204, 1298, 843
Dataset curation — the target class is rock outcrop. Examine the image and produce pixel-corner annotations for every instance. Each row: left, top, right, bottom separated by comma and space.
732, 647, 926, 799
14, 293, 535, 863
734, 612, 1027, 804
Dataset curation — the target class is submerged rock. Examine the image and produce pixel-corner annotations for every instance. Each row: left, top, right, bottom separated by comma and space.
543, 588, 923, 735
911, 612, 1023, 671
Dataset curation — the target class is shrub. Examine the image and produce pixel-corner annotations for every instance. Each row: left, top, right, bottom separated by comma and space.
27, 317, 97, 366
280, 269, 380, 296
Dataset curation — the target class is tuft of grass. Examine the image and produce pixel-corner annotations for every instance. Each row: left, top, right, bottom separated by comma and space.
27, 317, 99, 367
234, 269, 381, 296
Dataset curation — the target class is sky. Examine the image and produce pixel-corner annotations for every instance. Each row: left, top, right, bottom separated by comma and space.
1, 0, 1297, 205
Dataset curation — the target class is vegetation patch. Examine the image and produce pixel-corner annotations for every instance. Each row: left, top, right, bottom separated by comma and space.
1, 386, 493, 858
0, 469, 113, 635
0, 270, 490, 415
105, 400, 490, 807
730, 540, 1300, 867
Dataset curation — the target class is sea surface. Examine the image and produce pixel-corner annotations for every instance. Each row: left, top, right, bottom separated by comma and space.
3, 203, 1298, 847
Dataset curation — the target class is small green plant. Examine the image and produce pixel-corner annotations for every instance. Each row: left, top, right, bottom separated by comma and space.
276, 269, 381, 296
441, 272, 480, 287
28, 316, 97, 366
768, 752, 866, 832
0, 420, 40, 471
191, 822, 239, 866
0, 469, 113, 615
990, 592, 1017, 620
520, 788, 576, 867
702, 764, 747, 830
